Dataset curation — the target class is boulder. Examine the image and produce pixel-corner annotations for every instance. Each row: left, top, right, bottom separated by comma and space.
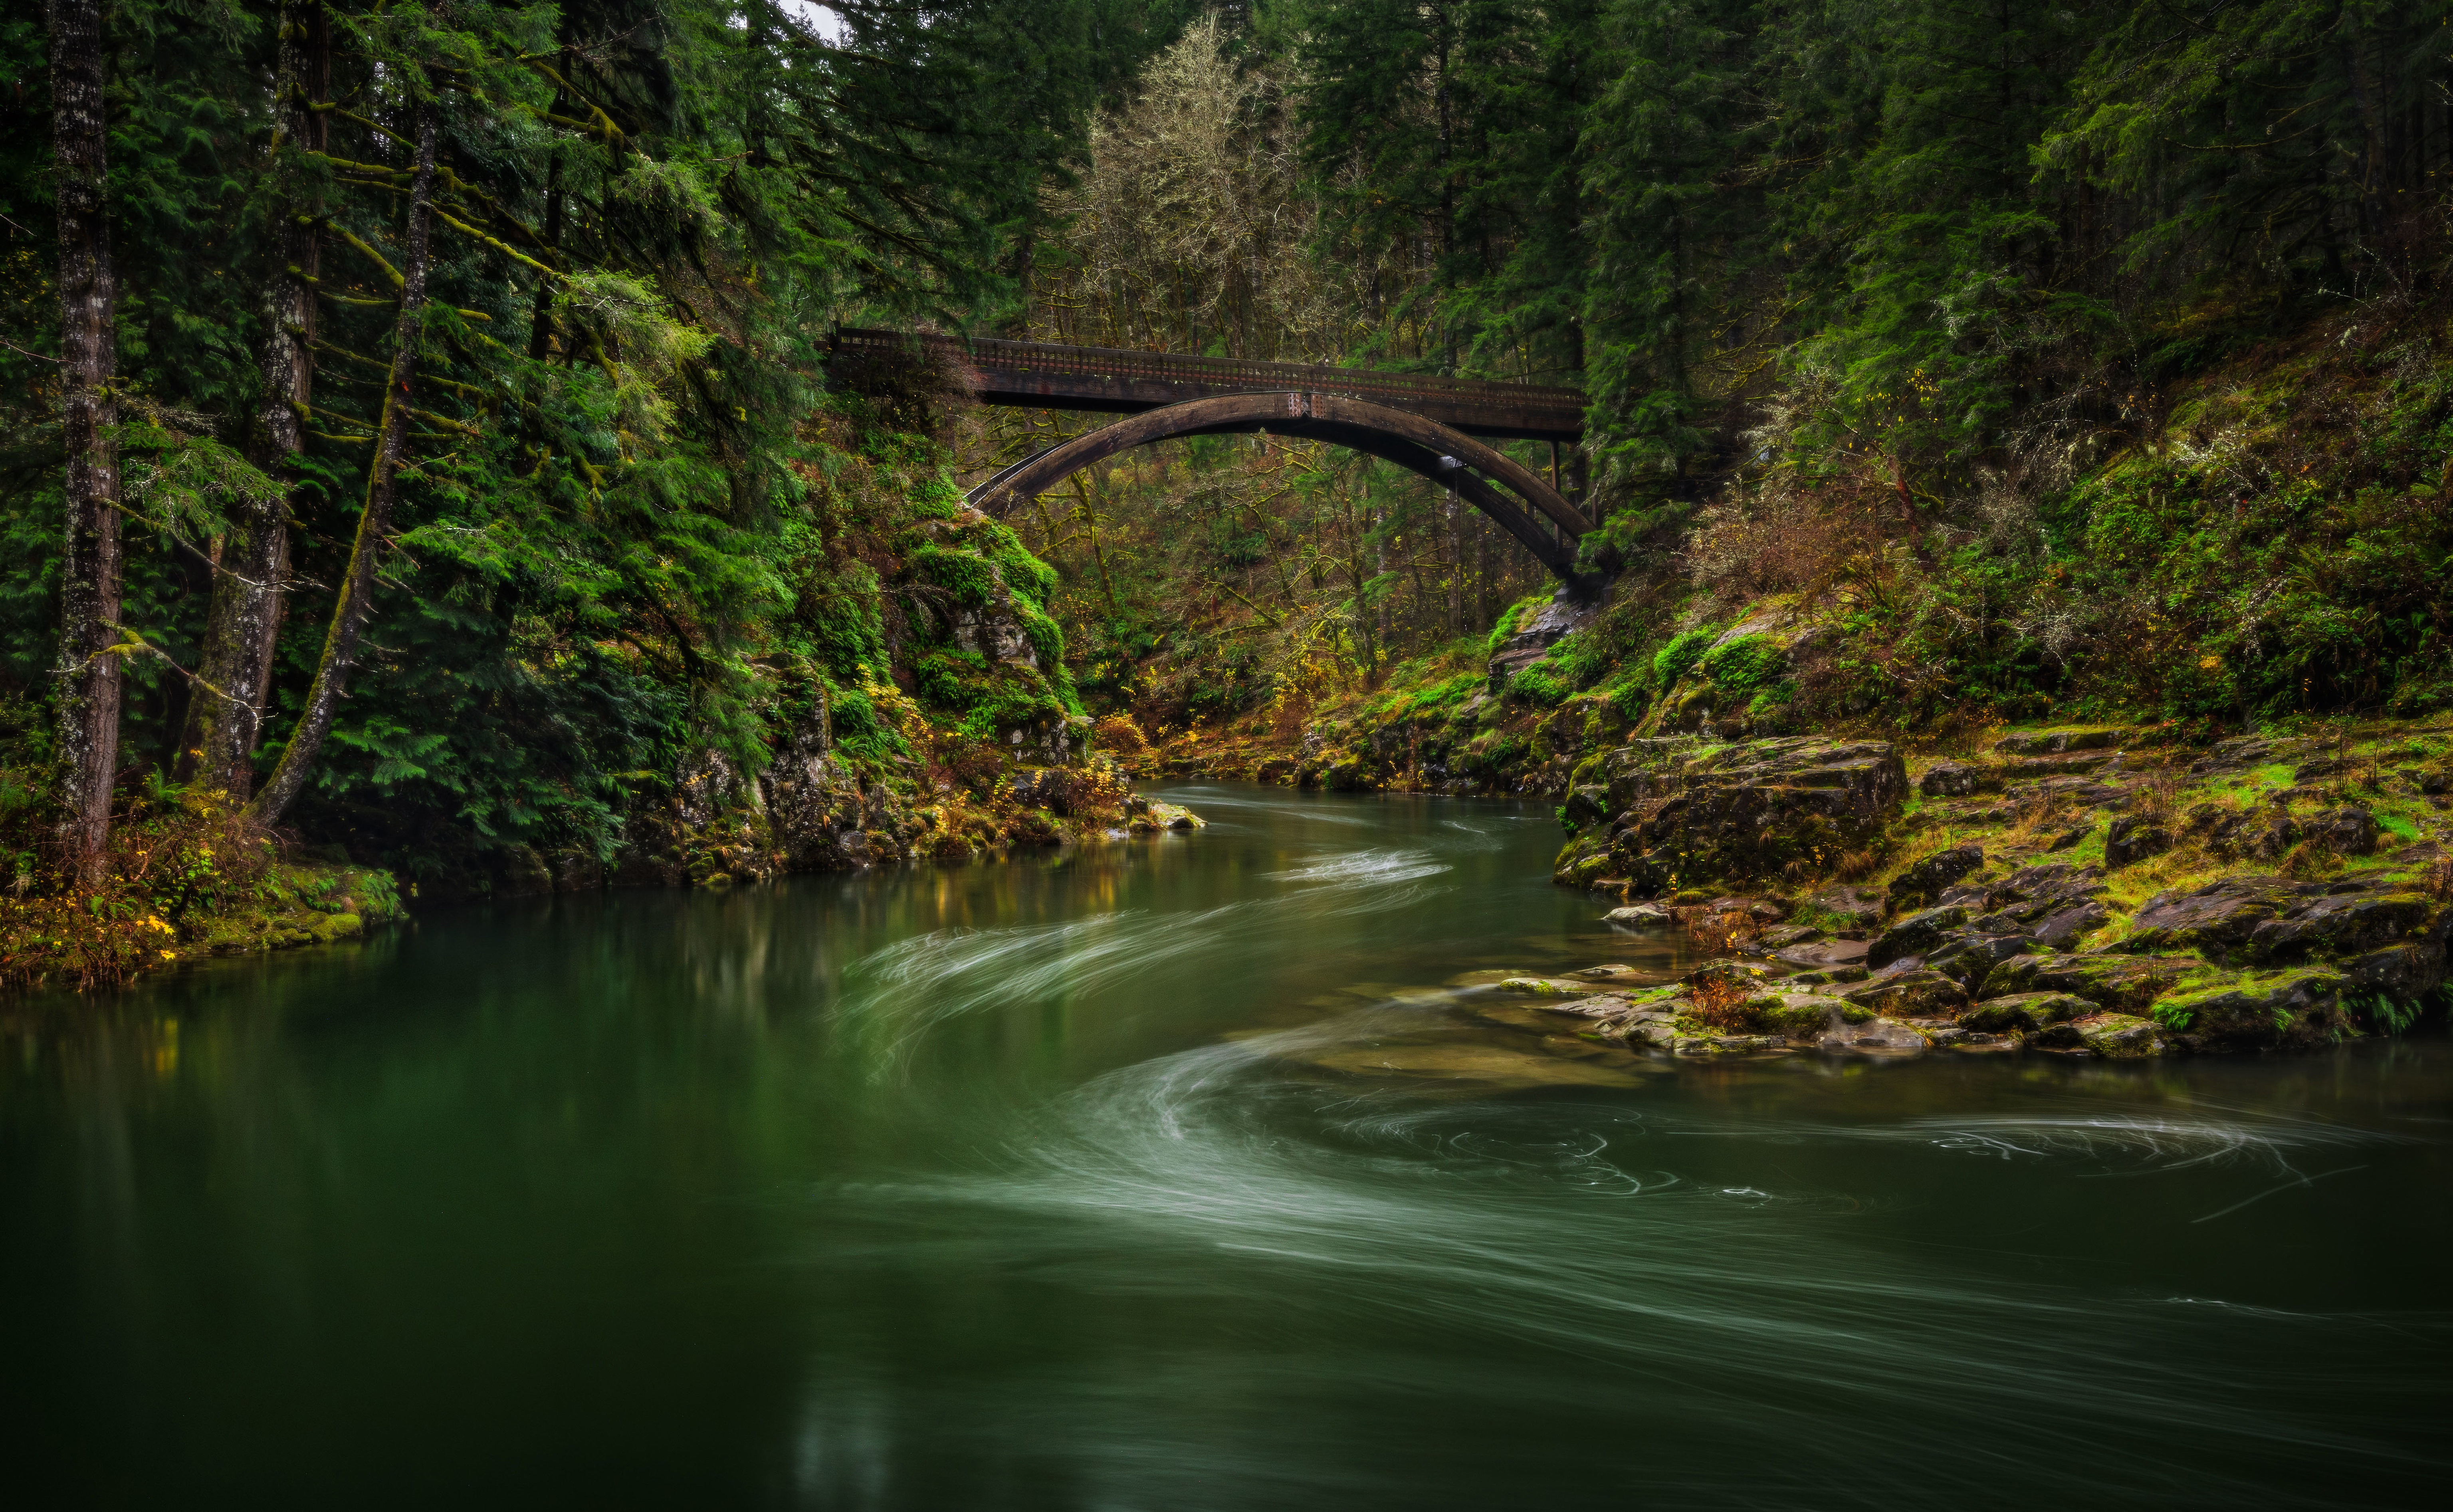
2103, 813, 2174, 869
1600, 739, 1705, 811
1749, 924, 1823, 953
1920, 761, 1987, 797
2027, 903, 2111, 949
1682, 959, 1783, 992
1890, 845, 1986, 910
1604, 902, 1674, 927
1983, 951, 2199, 1013
1970, 868, 2116, 949
1775, 938, 1870, 969
1563, 785, 1613, 828
2043, 821, 2097, 853
1936, 878, 2002, 910
1867, 904, 1970, 968
2116, 874, 2302, 962
2247, 889, 2440, 964
2194, 806, 2301, 861
1599, 737, 1909, 894
2073, 1012, 2166, 1058
1840, 968, 1970, 1017
1922, 932, 2034, 996
1131, 802, 1204, 832
1803, 884, 1886, 931
2303, 805, 2380, 856
2150, 967, 2349, 1048
1959, 991, 2094, 1034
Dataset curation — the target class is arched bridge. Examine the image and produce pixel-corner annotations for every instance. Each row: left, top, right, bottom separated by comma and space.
827, 329, 1600, 591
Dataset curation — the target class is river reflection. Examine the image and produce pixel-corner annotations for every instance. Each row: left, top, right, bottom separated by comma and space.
2, 784, 2446, 1509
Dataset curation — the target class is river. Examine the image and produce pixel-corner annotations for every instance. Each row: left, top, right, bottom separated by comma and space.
2, 784, 2446, 1508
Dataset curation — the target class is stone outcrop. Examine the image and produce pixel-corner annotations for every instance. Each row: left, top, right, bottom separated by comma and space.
1487, 591, 1607, 688
1555, 735, 1908, 895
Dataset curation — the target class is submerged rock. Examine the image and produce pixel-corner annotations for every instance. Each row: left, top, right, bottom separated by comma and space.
1496, 976, 1599, 997
1816, 1017, 1933, 1055
1537, 994, 1646, 1019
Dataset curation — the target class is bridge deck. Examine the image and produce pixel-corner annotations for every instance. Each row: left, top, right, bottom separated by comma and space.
829, 328, 1584, 442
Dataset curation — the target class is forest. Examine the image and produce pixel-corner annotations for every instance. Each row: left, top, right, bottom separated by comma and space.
2, 0, 2449, 986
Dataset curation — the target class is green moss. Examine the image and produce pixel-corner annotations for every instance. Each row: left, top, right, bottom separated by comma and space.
1509, 666, 1571, 706
912, 545, 999, 608
1653, 626, 1719, 688
909, 473, 963, 519
1486, 594, 1548, 655
1698, 634, 1788, 693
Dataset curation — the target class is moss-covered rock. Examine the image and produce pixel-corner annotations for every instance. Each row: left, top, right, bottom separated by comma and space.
1960, 991, 2094, 1033
1867, 904, 1971, 967
1840, 968, 1970, 1017
2150, 967, 2351, 1048
1597, 735, 1908, 895
2072, 1012, 2166, 1058
1983, 951, 2199, 1013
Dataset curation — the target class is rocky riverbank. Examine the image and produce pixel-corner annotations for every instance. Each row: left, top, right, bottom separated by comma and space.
1533, 723, 2453, 1057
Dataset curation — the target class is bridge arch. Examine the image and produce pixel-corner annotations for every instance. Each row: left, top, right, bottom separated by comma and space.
967, 392, 1604, 596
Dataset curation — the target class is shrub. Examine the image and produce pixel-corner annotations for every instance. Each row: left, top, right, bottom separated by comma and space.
1094, 713, 1151, 755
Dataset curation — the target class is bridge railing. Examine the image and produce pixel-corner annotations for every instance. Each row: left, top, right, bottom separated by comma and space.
830, 327, 1586, 425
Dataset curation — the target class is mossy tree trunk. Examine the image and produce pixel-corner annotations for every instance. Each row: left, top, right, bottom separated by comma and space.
181, 0, 327, 798
48, 0, 123, 882
250, 99, 440, 826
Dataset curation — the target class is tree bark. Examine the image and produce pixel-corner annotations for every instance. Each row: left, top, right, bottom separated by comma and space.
48, 0, 123, 882
181, 0, 325, 796
249, 101, 440, 826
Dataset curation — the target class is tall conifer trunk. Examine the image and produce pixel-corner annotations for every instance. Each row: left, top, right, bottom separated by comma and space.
48, 0, 123, 880
182, 0, 325, 796
250, 101, 440, 826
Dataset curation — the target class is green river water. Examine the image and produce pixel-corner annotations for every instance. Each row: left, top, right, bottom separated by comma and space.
3, 783, 2447, 1509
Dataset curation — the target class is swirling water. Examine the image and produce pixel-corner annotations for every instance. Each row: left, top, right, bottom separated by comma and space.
1, 784, 2445, 1509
